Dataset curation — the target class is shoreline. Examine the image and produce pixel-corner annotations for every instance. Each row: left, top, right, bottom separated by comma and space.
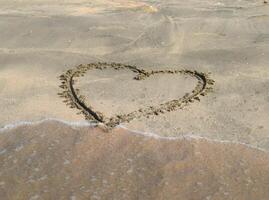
1, 119, 269, 199
1, 118, 268, 153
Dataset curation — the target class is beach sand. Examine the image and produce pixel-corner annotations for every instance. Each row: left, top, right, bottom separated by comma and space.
0, 0, 269, 199
0, 0, 269, 149
0, 120, 269, 200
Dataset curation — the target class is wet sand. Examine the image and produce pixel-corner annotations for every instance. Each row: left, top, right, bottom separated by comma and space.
0, 120, 269, 200
0, 1, 269, 199
58, 63, 214, 127
0, 0, 269, 150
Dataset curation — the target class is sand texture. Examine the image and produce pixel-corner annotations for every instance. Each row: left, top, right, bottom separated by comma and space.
0, 1, 269, 199
0, 0, 269, 149
0, 121, 269, 200
58, 62, 214, 127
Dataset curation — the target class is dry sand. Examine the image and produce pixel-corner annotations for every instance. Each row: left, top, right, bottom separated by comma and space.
0, 120, 269, 200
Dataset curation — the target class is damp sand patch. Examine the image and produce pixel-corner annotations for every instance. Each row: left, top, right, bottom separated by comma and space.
58, 63, 214, 127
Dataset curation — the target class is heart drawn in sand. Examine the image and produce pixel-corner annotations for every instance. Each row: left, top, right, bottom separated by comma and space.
58, 62, 214, 127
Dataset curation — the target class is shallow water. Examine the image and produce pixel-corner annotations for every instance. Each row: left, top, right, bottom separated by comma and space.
1, 120, 269, 200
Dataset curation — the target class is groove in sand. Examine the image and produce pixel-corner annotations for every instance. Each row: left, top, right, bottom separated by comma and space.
58, 62, 214, 127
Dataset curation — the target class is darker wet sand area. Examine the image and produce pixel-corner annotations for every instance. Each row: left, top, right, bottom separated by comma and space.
0, 121, 269, 200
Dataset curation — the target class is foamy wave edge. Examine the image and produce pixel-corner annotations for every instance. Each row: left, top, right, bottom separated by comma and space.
0, 118, 98, 131
0, 118, 267, 153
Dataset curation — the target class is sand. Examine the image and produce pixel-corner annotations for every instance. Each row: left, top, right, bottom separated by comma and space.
0, 0, 269, 149
0, 120, 269, 200
58, 63, 214, 127
0, 0, 269, 199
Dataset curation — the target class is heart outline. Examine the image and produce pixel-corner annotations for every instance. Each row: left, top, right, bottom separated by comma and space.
58, 62, 214, 127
